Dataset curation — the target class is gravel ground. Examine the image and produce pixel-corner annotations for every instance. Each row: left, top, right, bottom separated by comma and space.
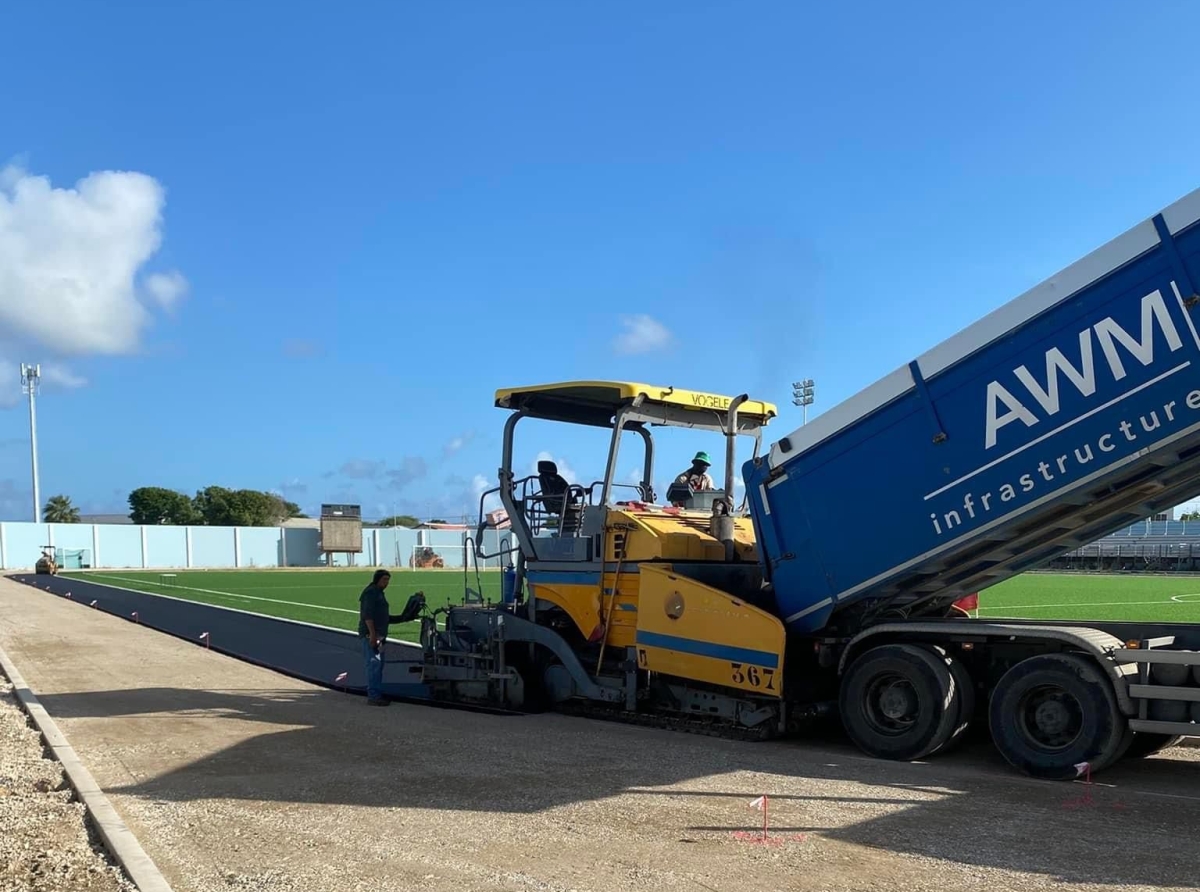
4, 576, 1200, 892
0, 677, 136, 892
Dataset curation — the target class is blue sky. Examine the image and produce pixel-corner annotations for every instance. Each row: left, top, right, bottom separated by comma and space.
3, 0, 1200, 522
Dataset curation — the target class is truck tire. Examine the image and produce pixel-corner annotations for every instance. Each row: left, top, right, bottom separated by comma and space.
926, 646, 976, 755
988, 652, 1127, 780
909, 644, 976, 755
839, 643, 958, 762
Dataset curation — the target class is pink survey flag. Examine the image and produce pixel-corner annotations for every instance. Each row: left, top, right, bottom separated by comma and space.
748, 796, 766, 810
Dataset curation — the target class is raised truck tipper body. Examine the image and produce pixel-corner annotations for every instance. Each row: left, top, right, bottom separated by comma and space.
744, 193, 1200, 637
388, 185, 1200, 780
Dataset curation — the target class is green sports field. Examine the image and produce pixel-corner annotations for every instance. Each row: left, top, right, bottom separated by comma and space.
64, 568, 502, 639
61, 568, 1200, 634
976, 572, 1200, 623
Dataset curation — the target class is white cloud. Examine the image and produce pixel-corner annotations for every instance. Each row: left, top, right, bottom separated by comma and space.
0, 163, 178, 356
339, 459, 384, 479
0, 163, 26, 191
386, 456, 427, 489
143, 270, 189, 310
443, 431, 476, 458
41, 364, 88, 390
275, 478, 308, 500
613, 314, 673, 355
0, 362, 23, 409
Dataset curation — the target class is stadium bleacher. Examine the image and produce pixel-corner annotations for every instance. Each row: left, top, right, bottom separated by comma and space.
1051, 518, 1200, 571
1104, 520, 1200, 538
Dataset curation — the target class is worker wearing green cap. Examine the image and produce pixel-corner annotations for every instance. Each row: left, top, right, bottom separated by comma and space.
675, 450, 715, 494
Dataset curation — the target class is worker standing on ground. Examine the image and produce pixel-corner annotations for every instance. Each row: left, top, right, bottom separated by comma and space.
358, 569, 396, 707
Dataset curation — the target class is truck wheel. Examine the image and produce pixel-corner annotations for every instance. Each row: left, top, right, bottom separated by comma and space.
988, 653, 1127, 780
909, 644, 975, 756
921, 646, 976, 755
1123, 732, 1184, 759
840, 643, 958, 761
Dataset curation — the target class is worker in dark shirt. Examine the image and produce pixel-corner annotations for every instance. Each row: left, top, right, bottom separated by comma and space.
358, 569, 402, 706
358, 569, 428, 706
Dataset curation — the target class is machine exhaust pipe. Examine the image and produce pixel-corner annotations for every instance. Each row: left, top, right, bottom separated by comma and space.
713, 393, 748, 561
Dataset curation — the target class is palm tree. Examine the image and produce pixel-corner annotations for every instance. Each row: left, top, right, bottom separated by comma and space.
43, 494, 81, 524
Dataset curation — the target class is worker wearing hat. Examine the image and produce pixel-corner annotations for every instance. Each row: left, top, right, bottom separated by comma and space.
676, 451, 716, 493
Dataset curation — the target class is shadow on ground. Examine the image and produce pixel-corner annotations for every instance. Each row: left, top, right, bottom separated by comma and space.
33, 683, 1200, 888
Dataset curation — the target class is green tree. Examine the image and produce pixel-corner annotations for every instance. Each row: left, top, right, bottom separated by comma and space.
379, 515, 420, 528
275, 498, 305, 519
130, 485, 303, 527
43, 494, 80, 524
229, 490, 280, 525
194, 486, 293, 526
193, 485, 234, 525
129, 487, 199, 525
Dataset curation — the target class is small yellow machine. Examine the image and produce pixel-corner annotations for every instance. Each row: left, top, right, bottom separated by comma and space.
35, 546, 58, 576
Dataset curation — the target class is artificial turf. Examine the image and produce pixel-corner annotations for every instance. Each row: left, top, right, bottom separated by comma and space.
61, 567, 1200, 634
63, 567, 501, 639
977, 572, 1200, 623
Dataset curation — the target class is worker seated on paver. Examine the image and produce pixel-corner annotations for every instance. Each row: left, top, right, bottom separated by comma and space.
535, 459, 583, 533
535, 460, 571, 515
669, 451, 717, 507
677, 451, 715, 491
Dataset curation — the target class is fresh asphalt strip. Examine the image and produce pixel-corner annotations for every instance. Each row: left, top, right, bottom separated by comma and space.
7, 573, 436, 701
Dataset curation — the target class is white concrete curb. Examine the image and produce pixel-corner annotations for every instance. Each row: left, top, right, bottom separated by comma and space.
0, 643, 176, 892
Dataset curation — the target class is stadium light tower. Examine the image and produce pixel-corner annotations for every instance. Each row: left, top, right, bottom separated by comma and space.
20, 363, 42, 523
791, 378, 815, 425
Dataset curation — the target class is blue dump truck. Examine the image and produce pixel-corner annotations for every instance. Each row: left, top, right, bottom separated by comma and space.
397, 184, 1200, 780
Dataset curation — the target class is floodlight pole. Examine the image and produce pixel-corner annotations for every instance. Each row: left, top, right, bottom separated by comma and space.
791, 378, 815, 425
20, 364, 42, 523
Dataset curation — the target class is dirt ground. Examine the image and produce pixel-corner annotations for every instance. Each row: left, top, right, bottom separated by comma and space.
0, 675, 136, 892
3, 575, 1200, 892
